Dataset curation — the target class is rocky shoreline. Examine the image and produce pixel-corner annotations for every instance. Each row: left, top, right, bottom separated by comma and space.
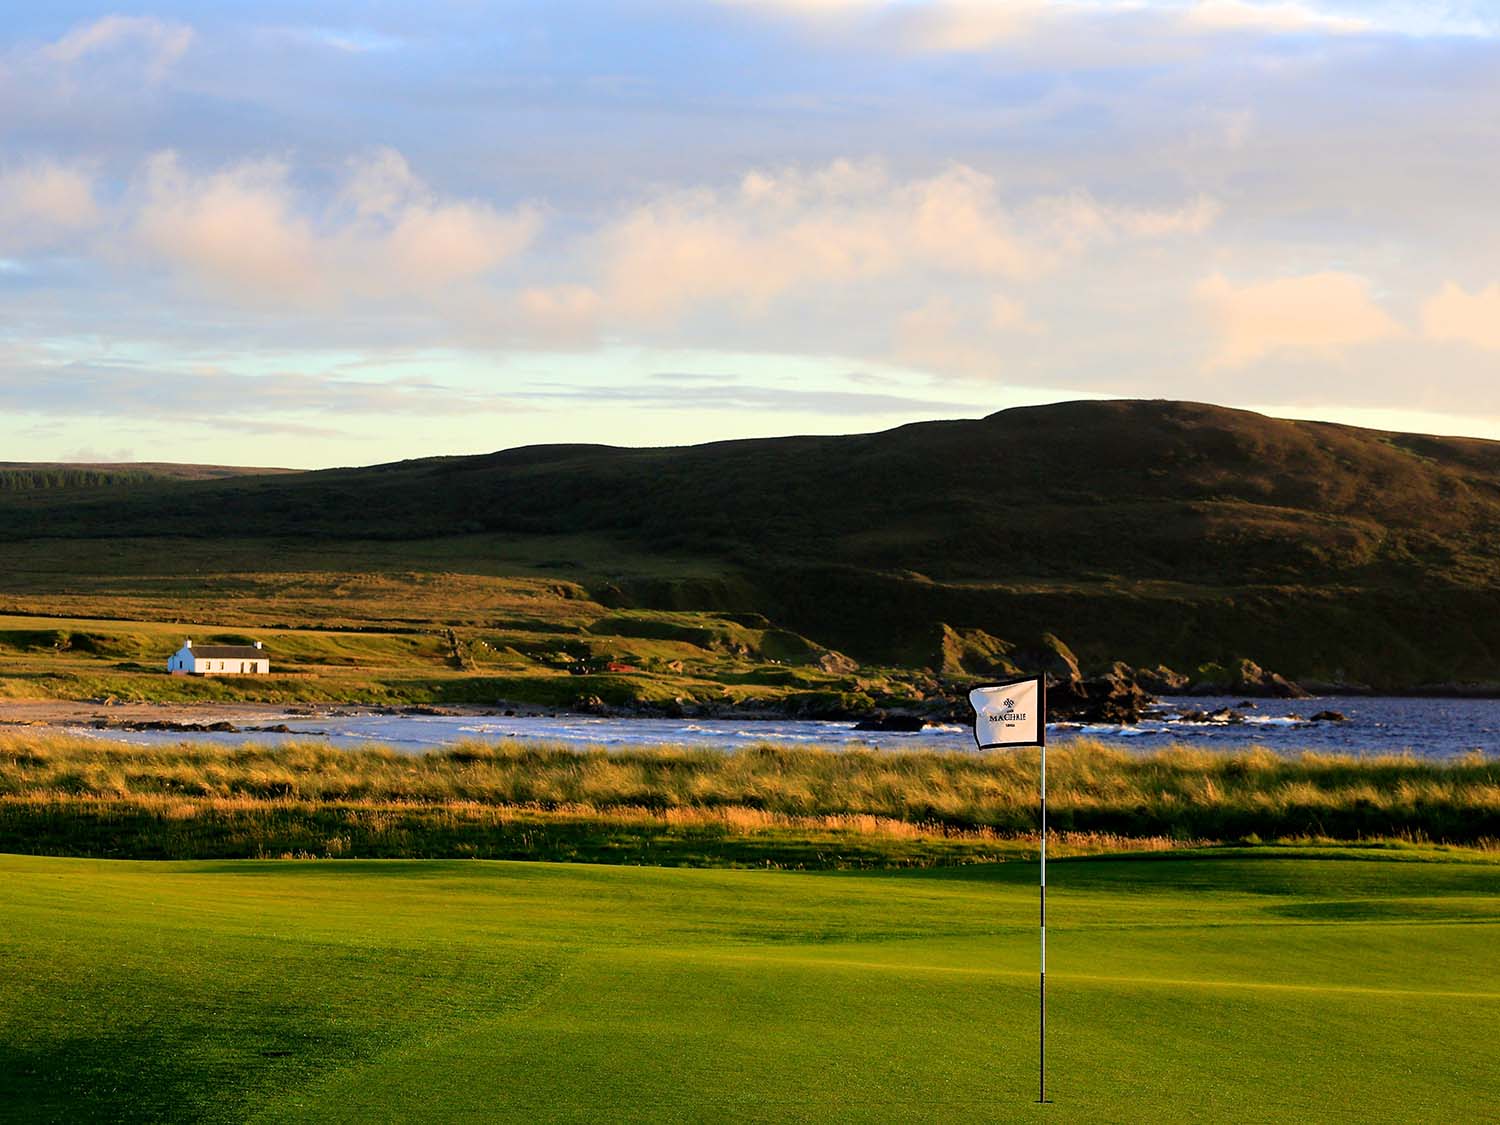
0, 651, 1484, 738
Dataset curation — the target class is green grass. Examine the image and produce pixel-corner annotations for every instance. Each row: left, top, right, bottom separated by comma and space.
1, 848, 1496, 1122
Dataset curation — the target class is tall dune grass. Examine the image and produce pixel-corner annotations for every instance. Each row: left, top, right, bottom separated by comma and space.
1, 733, 1495, 864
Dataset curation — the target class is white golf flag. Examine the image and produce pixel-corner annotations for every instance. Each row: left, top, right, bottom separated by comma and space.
969, 676, 1045, 748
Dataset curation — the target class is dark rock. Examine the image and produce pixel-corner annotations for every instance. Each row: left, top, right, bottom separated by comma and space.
784, 690, 878, 720
648, 697, 688, 719
1264, 673, 1310, 699
817, 650, 860, 675
1175, 708, 1245, 724
933, 624, 1017, 677
91, 719, 241, 733
1038, 650, 1152, 725
1015, 633, 1082, 683
1192, 658, 1310, 699
1310, 710, 1349, 722
1234, 658, 1311, 699
1136, 665, 1191, 693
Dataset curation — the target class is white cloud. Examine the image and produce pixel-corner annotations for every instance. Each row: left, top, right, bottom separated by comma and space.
1184, 2, 1368, 35
1196, 271, 1404, 369
721, 0, 1379, 54
1421, 282, 1500, 352
0, 160, 100, 251
135, 154, 319, 300
132, 149, 541, 306
599, 159, 1216, 323
715, 0, 1047, 51
990, 294, 1044, 334
894, 2, 1046, 52
341, 147, 424, 218
892, 291, 1044, 376
894, 295, 987, 374
43, 16, 194, 81
515, 285, 603, 344
1031, 190, 1222, 252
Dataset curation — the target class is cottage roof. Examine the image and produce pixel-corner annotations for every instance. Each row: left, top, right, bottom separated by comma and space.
189, 645, 267, 659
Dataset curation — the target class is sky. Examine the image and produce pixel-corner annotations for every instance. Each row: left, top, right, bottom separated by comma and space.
3, 0, 1499, 468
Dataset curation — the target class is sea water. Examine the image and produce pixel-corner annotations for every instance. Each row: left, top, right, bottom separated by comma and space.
56, 695, 1500, 759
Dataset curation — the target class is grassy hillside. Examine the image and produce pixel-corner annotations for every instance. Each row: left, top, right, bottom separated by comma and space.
6, 399, 1500, 687
2, 849, 1496, 1121
0, 605, 892, 712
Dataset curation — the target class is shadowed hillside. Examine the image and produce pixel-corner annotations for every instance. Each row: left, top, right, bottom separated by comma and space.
5, 400, 1500, 687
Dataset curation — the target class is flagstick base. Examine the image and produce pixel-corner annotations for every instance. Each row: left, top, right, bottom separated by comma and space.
1038, 966, 1047, 1104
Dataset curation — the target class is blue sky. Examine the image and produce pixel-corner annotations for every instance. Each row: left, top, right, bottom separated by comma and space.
3, 1, 1499, 466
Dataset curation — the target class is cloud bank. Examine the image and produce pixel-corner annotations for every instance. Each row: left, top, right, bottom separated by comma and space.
2, 2, 1499, 464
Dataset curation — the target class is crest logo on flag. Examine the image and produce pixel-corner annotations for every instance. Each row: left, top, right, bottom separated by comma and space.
969, 677, 1045, 749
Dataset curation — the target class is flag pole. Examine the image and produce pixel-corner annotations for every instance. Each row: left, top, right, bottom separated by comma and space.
1039, 678, 1049, 1105
965, 676, 1050, 1105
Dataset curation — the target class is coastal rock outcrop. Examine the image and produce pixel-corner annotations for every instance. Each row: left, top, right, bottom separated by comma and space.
931, 624, 1018, 678
1136, 664, 1190, 693
1192, 658, 1310, 699
1011, 639, 1152, 724
916, 627, 1327, 724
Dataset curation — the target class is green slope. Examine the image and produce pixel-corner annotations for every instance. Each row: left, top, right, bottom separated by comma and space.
2, 850, 1496, 1122
7, 398, 1500, 684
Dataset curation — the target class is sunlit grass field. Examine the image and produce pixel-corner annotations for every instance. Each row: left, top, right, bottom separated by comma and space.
2, 848, 1496, 1123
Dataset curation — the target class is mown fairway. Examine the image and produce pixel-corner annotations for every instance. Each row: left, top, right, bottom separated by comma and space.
2, 850, 1497, 1123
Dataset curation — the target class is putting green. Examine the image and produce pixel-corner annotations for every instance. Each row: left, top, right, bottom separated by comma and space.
2, 849, 1496, 1122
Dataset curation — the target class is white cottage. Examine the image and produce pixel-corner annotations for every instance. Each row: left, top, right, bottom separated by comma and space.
168, 640, 270, 676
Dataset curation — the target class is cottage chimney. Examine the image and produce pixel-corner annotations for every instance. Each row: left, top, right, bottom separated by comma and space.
184, 639, 192, 648
254, 641, 263, 649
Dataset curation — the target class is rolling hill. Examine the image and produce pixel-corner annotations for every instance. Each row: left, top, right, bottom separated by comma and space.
5, 399, 1500, 689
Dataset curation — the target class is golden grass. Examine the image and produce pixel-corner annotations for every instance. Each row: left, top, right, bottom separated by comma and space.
2, 732, 1496, 849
